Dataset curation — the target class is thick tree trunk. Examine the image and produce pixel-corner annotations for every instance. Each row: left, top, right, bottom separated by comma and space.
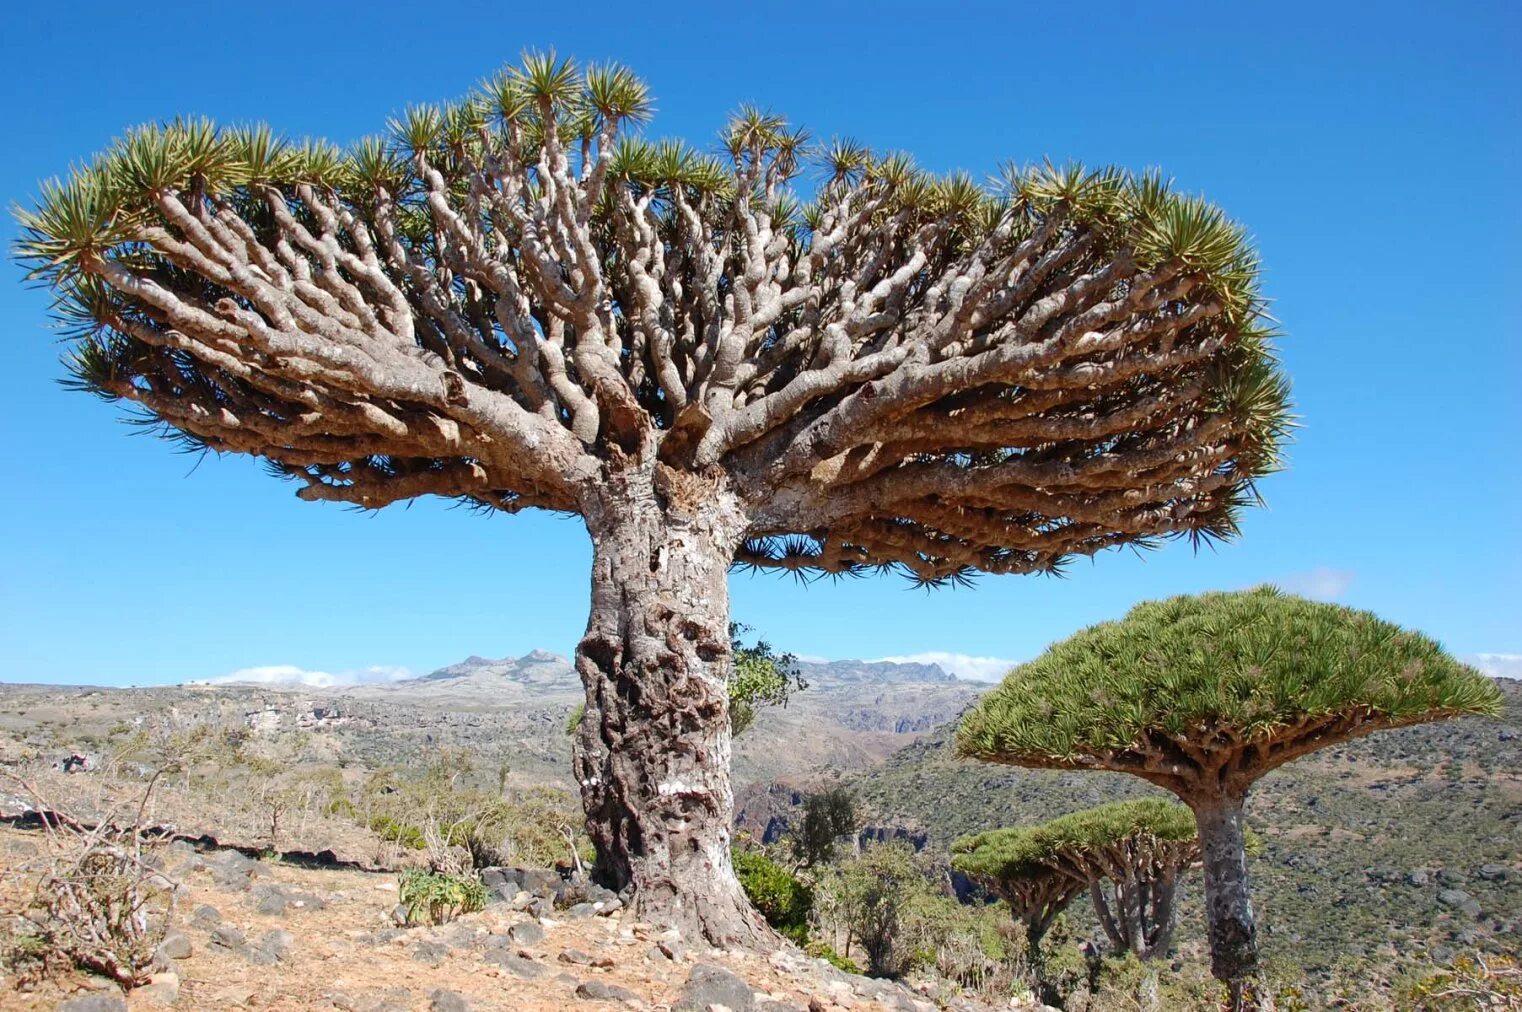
1192, 795, 1260, 1006
1093, 875, 1174, 961
571, 465, 767, 946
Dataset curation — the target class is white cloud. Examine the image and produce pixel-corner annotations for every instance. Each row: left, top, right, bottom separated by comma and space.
1273, 567, 1355, 602
1465, 653, 1522, 680
870, 652, 1020, 682
199, 664, 414, 688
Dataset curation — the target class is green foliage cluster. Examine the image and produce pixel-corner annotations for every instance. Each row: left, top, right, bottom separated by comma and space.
958, 588, 1501, 766
732, 848, 812, 943
852, 673, 1520, 999
396, 867, 489, 926
804, 941, 862, 975
728, 624, 804, 735
11, 51, 1287, 512
369, 814, 426, 851
816, 842, 932, 978
952, 798, 1196, 882
792, 788, 857, 868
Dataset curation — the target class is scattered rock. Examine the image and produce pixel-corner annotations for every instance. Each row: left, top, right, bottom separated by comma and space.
485, 950, 547, 978
209, 851, 260, 891
209, 925, 246, 951
673, 961, 757, 1011
137, 971, 180, 1006
189, 903, 222, 928
559, 948, 596, 965
57, 997, 127, 1012
429, 988, 471, 1012
508, 921, 545, 945
260, 928, 295, 960
1437, 889, 1483, 917
657, 938, 687, 962
243, 944, 279, 966
1437, 869, 1468, 886
1477, 863, 1509, 881
566, 902, 597, 919
439, 922, 481, 949
481, 868, 514, 889
157, 931, 192, 960
575, 979, 642, 1003
414, 940, 450, 966
1407, 870, 1429, 887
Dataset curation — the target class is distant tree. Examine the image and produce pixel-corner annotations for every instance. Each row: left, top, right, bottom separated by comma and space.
951, 828, 1084, 991
792, 787, 857, 868
829, 841, 926, 977
954, 798, 1201, 963
957, 588, 1502, 1009
15, 52, 1290, 943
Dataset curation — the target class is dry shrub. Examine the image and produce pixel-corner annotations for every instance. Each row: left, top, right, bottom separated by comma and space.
0, 771, 176, 988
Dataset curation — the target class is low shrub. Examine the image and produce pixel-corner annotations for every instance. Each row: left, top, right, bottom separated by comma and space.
0, 773, 174, 988
369, 814, 426, 850
1398, 952, 1522, 1010
396, 868, 488, 926
806, 940, 862, 974
733, 848, 812, 943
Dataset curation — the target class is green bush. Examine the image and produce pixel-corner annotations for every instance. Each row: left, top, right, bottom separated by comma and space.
733, 848, 812, 943
397, 868, 488, 925
369, 814, 426, 850
806, 940, 862, 974
820, 841, 929, 978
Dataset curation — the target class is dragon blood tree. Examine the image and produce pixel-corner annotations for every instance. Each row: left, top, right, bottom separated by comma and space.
956, 798, 1203, 963
15, 53, 1290, 944
956, 589, 1501, 1004
951, 820, 1086, 977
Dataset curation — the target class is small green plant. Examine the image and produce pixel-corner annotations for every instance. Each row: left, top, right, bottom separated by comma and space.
806, 940, 861, 974
733, 848, 812, 943
369, 814, 427, 850
1399, 952, 1522, 1009
397, 868, 488, 926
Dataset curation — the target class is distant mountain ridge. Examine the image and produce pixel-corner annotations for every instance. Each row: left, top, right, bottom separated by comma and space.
794, 658, 955, 684
375, 650, 961, 696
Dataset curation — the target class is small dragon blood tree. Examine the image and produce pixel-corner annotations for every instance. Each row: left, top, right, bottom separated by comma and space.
956, 588, 1501, 1008
951, 822, 1085, 957
957, 798, 1203, 963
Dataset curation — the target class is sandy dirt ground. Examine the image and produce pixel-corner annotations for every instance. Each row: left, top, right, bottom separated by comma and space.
0, 828, 961, 1012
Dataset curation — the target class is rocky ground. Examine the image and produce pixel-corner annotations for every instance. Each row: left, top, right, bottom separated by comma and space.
1, 828, 1037, 1012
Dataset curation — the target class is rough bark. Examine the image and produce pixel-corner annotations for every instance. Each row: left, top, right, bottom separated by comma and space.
571, 462, 767, 946
1192, 795, 1259, 999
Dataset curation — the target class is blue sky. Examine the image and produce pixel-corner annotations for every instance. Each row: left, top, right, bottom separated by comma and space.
1, 0, 1517, 686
